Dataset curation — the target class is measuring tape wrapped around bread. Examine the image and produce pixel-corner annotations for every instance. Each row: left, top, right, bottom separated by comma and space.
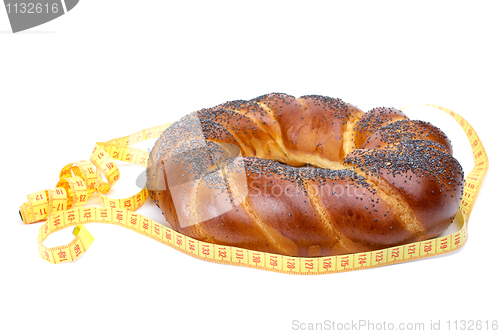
146, 93, 464, 257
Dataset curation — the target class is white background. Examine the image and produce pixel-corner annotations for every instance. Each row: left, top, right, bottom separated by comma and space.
1, 1, 498, 333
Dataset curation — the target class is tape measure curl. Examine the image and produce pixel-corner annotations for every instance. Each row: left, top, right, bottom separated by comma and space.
19, 123, 171, 262
20, 106, 488, 274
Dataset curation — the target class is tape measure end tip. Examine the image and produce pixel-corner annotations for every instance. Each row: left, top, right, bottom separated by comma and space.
72, 225, 81, 236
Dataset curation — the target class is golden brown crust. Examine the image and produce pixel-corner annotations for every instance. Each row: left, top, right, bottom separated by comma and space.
351, 107, 408, 150
146, 93, 464, 257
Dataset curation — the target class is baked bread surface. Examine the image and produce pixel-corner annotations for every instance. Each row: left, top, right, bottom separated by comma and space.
146, 93, 464, 257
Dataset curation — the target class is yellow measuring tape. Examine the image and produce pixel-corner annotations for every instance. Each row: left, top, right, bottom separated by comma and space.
19, 105, 488, 273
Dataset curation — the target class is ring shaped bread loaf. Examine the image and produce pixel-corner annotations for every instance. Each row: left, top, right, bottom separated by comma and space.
146, 93, 464, 257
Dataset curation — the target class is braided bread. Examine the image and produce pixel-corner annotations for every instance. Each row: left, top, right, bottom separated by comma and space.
146, 93, 464, 257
